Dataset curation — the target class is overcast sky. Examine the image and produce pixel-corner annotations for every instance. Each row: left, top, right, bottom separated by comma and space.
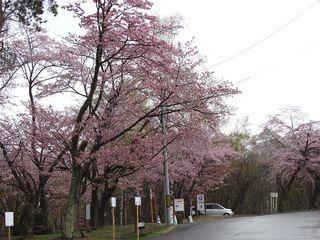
45, 0, 320, 133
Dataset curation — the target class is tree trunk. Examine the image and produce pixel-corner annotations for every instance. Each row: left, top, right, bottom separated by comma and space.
19, 197, 35, 239
123, 194, 127, 225
308, 175, 320, 210
97, 185, 116, 226
276, 174, 293, 212
0, 0, 4, 33
308, 191, 318, 210
277, 185, 288, 212
62, 167, 81, 239
90, 187, 99, 229
34, 189, 49, 234
184, 195, 192, 216
232, 186, 248, 214
278, 194, 286, 212
35, 175, 50, 234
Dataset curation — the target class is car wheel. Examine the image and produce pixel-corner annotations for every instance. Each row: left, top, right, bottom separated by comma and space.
223, 213, 230, 216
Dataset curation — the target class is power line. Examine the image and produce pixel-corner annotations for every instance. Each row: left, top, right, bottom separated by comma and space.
210, 0, 320, 68
235, 39, 320, 85
236, 66, 274, 85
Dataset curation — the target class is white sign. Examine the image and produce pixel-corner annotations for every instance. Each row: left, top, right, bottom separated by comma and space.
135, 197, 141, 206
197, 202, 205, 211
174, 199, 185, 212
111, 197, 116, 207
270, 192, 278, 198
5, 212, 14, 227
197, 194, 205, 203
85, 203, 91, 220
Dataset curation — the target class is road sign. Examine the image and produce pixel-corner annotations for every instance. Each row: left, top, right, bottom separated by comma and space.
111, 197, 116, 207
174, 199, 185, 212
197, 194, 205, 203
197, 202, 205, 211
5, 212, 14, 227
270, 192, 278, 198
135, 197, 141, 206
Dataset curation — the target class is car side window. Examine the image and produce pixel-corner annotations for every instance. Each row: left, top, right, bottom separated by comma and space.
212, 204, 223, 209
206, 204, 213, 209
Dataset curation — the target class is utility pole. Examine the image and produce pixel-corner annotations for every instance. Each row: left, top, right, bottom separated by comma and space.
161, 102, 171, 227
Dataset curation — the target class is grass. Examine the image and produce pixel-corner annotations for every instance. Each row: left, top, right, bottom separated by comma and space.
5, 223, 168, 240
74, 223, 167, 240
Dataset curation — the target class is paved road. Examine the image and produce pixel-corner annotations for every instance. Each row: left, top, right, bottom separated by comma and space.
152, 211, 320, 240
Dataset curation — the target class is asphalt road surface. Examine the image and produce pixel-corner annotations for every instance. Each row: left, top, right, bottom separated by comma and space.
152, 211, 320, 240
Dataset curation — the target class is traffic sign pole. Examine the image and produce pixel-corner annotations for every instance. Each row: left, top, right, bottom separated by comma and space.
136, 205, 139, 240
112, 207, 115, 240
135, 197, 141, 240
5, 212, 14, 240
110, 197, 116, 240
196, 194, 205, 215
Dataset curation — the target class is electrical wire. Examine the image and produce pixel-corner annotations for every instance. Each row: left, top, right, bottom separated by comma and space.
210, 0, 320, 68
235, 39, 320, 85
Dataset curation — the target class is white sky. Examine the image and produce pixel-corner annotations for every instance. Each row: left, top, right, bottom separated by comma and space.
45, 0, 320, 133
152, 0, 320, 133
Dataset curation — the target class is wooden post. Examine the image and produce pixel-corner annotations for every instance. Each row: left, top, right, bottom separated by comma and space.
112, 207, 115, 240
120, 190, 124, 226
150, 189, 154, 224
173, 199, 175, 224
77, 202, 80, 231
154, 196, 158, 223
5, 212, 14, 240
136, 205, 139, 240
8, 226, 11, 240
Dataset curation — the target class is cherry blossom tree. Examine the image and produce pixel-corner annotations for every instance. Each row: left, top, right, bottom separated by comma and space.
0, 29, 69, 237
259, 107, 320, 211
0, 35, 18, 106
52, 1, 238, 238
169, 130, 233, 213
0, 0, 237, 237
0, 0, 58, 34
0, 0, 59, 104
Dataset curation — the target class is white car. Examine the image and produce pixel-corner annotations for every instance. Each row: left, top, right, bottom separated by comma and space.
192, 203, 233, 216
206, 203, 233, 216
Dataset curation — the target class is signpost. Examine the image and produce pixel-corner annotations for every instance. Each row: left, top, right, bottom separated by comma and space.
270, 192, 278, 213
5, 212, 14, 240
111, 197, 116, 240
197, 194, 205, 203
197, 202, 205, 212
174, 198, 185, 224
196, 194, 205, 215
135, 197, 141, 240
174, 199, 185, 212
